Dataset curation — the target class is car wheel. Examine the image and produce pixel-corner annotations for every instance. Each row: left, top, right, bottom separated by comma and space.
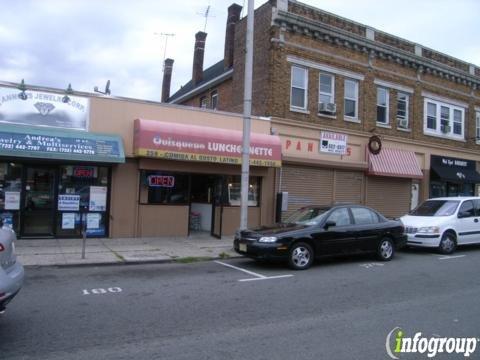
377, 238, 394, 261
438, 232, 456, 255
288, 242, 314, 270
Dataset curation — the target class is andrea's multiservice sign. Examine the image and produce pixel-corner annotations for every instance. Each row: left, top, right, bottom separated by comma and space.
134, 119, 281, 167
320, 131, 348, 155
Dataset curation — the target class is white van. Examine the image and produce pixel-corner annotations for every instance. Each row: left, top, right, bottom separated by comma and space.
400, 197, 480, 254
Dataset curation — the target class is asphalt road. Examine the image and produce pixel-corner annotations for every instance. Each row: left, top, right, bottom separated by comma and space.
1, 246, 480, 360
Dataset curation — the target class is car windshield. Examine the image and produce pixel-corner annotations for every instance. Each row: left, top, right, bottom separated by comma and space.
284, 207, 329, 225
410, 200, 460, 216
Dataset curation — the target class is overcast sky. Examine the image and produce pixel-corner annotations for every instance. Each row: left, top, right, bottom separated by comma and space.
1, 0, 479, 102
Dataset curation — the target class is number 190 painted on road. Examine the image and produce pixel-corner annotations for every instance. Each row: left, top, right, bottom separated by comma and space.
82, 287, 122, 295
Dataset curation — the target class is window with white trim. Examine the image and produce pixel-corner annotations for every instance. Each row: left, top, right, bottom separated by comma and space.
210, 90, 218, 110
200, 96, 207, 109
376, 87, 389, 124
344, 79, 358, 119
290, 66, 308, 110
423, 99, 465, 140
476, 111, 480, 141
319, 73, 335, 113
396, 92, 409, 129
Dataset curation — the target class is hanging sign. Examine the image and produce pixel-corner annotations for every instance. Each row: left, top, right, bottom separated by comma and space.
148, 175, 175, 188
320, 132, 348, 155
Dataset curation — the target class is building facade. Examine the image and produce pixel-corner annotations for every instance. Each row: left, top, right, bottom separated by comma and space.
0, 84, 280, 238
169, 0, 480, 219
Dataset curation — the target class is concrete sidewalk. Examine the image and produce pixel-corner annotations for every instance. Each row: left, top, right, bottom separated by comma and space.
15, 232, 239, 267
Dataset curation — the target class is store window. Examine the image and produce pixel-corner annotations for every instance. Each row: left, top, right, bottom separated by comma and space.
0, 162, 22, 232
226, 176, 260, 207
140, 171, 189, 205
56, 165, 110, 237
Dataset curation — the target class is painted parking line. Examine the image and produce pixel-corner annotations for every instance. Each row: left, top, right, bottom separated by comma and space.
359, 263, 385, 269
214, 260, 294, 282
438, 255, 466, 260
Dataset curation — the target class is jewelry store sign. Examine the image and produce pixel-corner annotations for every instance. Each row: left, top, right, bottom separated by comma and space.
0, 86, 89, 130
320, 131, 348, 155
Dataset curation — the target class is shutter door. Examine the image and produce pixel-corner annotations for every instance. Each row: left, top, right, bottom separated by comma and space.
280, 165, 334, 220
366, 176, 411, 218
334, 170, 364, 204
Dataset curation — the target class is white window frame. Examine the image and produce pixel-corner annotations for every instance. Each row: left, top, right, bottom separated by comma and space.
290, 65, 308, 112
319, 73, 335, 106
423, 98, 465, 140
200, 96, 207, 109
396, 92, 409, 129
344, 79, 359, 121
476, 111, 480, 144
376, 87, 389, 125
210, 91, 218, 110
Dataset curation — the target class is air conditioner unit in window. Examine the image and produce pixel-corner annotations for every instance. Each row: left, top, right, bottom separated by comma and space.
318, 102, 336, 114
441, 124, 451, 134
397, 118, 408, 129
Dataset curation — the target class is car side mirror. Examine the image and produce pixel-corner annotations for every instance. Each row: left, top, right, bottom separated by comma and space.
324, 220, 336, 229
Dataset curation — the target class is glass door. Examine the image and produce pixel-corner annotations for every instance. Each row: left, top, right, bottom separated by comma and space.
21, 166, 56, 237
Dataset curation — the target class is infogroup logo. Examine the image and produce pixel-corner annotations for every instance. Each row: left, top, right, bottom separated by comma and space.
386, 327, 479, 358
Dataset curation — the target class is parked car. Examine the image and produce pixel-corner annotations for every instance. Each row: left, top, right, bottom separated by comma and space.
234, 204, 406, 270
401, 196, 480, 254
0, 222, 24, 313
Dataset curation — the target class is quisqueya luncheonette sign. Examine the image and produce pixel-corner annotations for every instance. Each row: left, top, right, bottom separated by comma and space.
133, 119, 281, 167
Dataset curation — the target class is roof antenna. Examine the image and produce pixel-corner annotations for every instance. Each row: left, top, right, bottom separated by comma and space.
198, 5, 215, 32
154, 32, 175, 71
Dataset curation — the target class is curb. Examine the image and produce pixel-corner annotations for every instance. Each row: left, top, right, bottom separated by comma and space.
23, 254, 244, 269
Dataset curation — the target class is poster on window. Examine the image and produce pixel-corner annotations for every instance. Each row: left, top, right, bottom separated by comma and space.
4, 191, 20, 210
87, 213, 101, 229
320, 132, 348, 155
62, 213, 76, 229
89, 186, 107, 211
58, 194, 80, 211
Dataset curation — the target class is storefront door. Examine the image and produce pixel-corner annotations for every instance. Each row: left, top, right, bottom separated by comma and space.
21, 166, 56, 237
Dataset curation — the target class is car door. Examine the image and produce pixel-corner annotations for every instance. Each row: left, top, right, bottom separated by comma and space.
313, 207, 356, 256
350, 207, 381, 252
456, 200, 480, 245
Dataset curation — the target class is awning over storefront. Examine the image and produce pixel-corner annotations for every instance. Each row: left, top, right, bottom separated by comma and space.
0, 124, 125, 163
431, 155, 480, 183
368, 148, 423, 179
133, 119, 282, 167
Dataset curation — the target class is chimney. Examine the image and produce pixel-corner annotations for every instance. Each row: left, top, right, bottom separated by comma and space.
224, 4, 242, 70
192, 31, 207, 85
161, 58, 174, 102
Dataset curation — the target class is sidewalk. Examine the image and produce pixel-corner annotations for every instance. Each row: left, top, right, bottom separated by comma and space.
15, 232, 239, 267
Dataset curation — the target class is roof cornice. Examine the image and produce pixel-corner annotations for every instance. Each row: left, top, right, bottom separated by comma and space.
273, 9, 480, 89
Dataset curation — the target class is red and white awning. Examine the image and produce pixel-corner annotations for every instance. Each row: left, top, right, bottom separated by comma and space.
368, 147, 423, 179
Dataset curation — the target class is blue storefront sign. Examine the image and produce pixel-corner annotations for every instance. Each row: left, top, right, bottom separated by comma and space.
0, 124, 125, 163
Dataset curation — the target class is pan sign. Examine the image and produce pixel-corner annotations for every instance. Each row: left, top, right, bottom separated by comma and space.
320, 131, 348, 155
148, 175, 175, 188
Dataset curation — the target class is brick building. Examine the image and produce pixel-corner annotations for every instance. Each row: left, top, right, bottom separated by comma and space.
168, 0, 480, 219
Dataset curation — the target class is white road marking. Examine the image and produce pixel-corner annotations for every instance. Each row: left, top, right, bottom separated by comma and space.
360, 263, 385, 269
214, 260, 293, 282
82, 287, 123, 295
239, 275, 294, 282
438, 255, 466, 260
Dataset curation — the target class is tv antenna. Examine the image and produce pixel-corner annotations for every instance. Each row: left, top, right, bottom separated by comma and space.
94, 80, 111, 95
198, 5, 215, 32
154, 32, 175, 71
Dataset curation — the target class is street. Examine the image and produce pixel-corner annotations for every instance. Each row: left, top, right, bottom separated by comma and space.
1, 247, 480, 360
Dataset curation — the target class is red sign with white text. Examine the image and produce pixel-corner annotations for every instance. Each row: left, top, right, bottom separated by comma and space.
148, 175, 175, 188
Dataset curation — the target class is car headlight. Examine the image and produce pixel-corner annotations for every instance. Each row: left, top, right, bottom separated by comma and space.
258, 236, 277, 243
417, 226, 440, 234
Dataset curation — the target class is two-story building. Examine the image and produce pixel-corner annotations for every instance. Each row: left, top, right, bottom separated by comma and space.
168, 0, 480, 219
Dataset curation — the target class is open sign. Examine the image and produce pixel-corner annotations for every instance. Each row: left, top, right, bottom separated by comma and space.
148, 175, 175, 188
